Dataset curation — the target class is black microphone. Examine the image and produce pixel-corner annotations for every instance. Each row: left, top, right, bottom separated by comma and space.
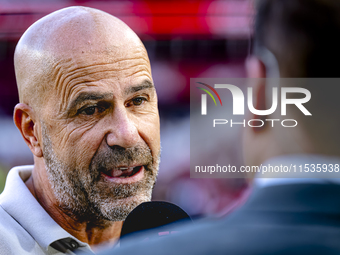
120, 201, 192, 243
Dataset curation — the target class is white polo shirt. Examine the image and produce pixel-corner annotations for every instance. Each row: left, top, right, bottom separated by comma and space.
0, 165, 94, 255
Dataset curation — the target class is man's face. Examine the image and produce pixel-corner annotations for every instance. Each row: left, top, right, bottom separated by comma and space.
39, 42, 160, 222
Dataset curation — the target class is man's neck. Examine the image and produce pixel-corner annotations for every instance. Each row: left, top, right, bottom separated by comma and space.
25, 166, 123, 247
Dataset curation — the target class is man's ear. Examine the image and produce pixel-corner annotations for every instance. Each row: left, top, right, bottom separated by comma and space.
245, 56, 268, 132
246, 56, 266, 78
13, 103, 43, 157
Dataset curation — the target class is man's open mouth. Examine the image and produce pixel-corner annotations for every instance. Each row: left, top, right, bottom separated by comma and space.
102, 166, 143, 178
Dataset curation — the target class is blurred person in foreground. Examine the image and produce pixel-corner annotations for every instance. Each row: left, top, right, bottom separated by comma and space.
99, 0, 340, 254
0, 6, 160, 255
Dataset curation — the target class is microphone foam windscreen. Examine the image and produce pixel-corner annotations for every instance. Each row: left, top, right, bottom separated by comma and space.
120, 201, 191, 238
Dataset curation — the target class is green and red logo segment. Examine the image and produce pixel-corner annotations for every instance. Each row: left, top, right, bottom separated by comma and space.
196, 82, 223, 106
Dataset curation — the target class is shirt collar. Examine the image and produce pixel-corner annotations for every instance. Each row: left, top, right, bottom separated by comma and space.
0, 165, 92, 253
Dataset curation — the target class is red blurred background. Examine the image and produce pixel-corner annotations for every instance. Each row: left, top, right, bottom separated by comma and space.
0, 0, 252, 218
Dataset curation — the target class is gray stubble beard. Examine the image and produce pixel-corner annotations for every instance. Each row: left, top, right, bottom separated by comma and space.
41, 124, 159, 224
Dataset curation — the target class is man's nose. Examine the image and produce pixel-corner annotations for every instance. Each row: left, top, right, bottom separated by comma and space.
106, 106, 139, 148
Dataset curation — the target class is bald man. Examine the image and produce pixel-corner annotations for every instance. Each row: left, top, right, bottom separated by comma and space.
0, 6, 160, 255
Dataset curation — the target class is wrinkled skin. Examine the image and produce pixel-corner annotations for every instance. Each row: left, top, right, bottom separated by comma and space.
13, 6, 160, 246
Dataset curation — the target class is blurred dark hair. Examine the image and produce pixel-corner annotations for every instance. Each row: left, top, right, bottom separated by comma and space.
254, 0, 340, 155
255, 0, 340, 77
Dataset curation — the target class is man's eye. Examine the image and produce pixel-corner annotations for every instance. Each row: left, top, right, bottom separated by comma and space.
81, 106, 96, 115
131, 97, 147, 106
79, 105, 105, 116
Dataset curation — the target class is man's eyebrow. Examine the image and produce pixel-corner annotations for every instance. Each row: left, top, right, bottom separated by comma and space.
125, 80, 155, 95
68, 92, 113, 110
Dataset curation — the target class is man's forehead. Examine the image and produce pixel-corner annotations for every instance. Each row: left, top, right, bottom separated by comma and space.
40, 7, 151, 85
52, 49, 152, 106
15, 6, 148, 83
14, 6, 152, 114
